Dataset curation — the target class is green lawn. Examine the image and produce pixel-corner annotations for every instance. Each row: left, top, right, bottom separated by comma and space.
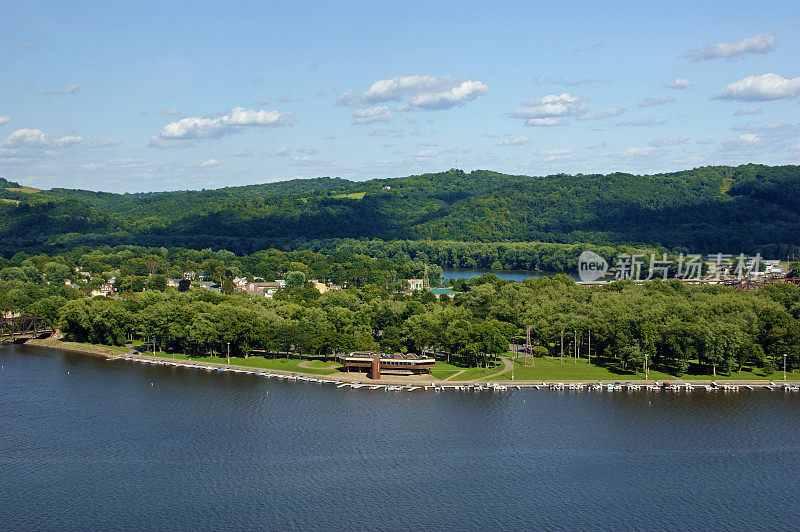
678, 364, 800, 381
332, 192, 366, 199
456, 361, 506, 381
488, 356, 674, 382
305, 360, 341, 369
155, 353, 339, 375
431, 361, 464, 380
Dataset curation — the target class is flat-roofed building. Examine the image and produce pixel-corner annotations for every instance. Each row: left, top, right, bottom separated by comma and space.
338, 351, 435, 379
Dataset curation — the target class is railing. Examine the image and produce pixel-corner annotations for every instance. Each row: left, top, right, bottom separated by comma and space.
0, 316, 56, 343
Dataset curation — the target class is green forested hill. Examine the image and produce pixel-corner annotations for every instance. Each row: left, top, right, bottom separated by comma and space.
2, 164, 799, 257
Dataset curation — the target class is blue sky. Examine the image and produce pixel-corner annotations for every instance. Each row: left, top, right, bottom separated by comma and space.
1, 0, 798, 192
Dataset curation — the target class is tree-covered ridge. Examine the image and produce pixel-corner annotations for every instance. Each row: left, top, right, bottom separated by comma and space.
2, 164, 800, 257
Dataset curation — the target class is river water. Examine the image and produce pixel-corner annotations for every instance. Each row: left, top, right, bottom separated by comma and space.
2, 343, 799, 530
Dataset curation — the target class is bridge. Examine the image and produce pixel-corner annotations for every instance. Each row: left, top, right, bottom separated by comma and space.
0, 316, 56, 343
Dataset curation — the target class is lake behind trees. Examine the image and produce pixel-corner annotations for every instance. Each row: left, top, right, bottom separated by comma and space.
2, 343, 799, 530
441, 268, 581, 282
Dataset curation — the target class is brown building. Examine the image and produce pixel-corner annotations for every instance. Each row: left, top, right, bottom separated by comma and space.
338, 351, 435, 379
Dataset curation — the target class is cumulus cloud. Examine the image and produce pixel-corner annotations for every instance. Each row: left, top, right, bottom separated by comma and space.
577, 106, 624, 120
2, 128, 81, 149
684, 32, 776, 61
733, 107, 762, 116
511, 93, 586, 119
711, 73, 800, 101
665, 77, 691, 89
338, 75, 488, 113
637, 96, 675, 107
0, 116, 10, 125
153, 106, 296, 145
352, 106, 394, 125
496, 135, 530, 146
43, 84, 81, 95
367, 126, 403, 137
717, 122, 800, 156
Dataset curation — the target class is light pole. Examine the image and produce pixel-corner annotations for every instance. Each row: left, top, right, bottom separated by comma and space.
645, 353, 649, 381
227, 342, 230, 365
784, 353, 787, 381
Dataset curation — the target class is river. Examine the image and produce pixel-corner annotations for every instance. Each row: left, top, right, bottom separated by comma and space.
2, 343, 799, 530
441, 268, 580, 282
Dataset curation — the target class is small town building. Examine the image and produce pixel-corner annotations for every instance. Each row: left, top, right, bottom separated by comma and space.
428, 287, 457, 300
91, 282, 115, 298
407, 278, 424, 291
338, 351, 435, 379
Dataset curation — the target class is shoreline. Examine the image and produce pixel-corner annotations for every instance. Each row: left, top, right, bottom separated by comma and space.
19, 338, 800, 391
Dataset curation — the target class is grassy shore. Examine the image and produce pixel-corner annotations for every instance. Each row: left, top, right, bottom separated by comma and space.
145, 352, 340, 375
485, 356, 672, 382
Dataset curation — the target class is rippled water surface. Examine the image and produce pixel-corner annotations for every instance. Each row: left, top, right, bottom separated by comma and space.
2, 343, 799, 530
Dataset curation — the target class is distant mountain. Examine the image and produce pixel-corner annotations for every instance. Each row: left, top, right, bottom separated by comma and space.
1, 164, 799, 257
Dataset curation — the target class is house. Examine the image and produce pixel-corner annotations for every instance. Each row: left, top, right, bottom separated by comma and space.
245, 281, 281, 292
91, 282, 115, 298
309, 280, 327, 294
183, 271, 196, 281
381, 185, 392, 190
428, 287, 457, 300
167, 278, 180, 287
407, 278, 424, 291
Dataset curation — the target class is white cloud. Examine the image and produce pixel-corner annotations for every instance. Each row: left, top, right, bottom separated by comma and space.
511, 93, 586, 119
297, 147, 318, 155
0, 116, 10, 125
711, 73, 800, 101
637, 96, 675, 107
615, 118, 667, 127
154, 106, 296, 143
160, 108, 181, 115
665, 77, 691, 89
496, 135, 530, 146
685, 32, 776, 61
352, 106, 394, 125
43, 84, 81, 95
192, 159, 220, 167
717, 122, 800, 156
577, 106, 624, 120
418, 140, 439, 147
270, 146, 290, 157
733, 106, 762, 116
230, 148, 253, 157
339, 75, 488, 112
525, 118, 564, 126
414, 149, 437, 157
2, 128, 81, 149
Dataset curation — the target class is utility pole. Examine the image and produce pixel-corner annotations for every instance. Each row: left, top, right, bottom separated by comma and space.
526, 325, 534, 367
227, 342, 230, 365
574, 330, 578, 362
560, 329, 564, 365
784, 353, 787, 381
588, 330, 591, 364
645, 352, 649, 381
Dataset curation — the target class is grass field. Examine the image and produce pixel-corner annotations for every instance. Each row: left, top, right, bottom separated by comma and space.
486, 356, 674, 382
0, 198, 20, 205
457, 361, 506, 381
158, 353, 339, 375
430, 361, 464, 380
5, 186, 40, 193
332, 192, 366, 199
